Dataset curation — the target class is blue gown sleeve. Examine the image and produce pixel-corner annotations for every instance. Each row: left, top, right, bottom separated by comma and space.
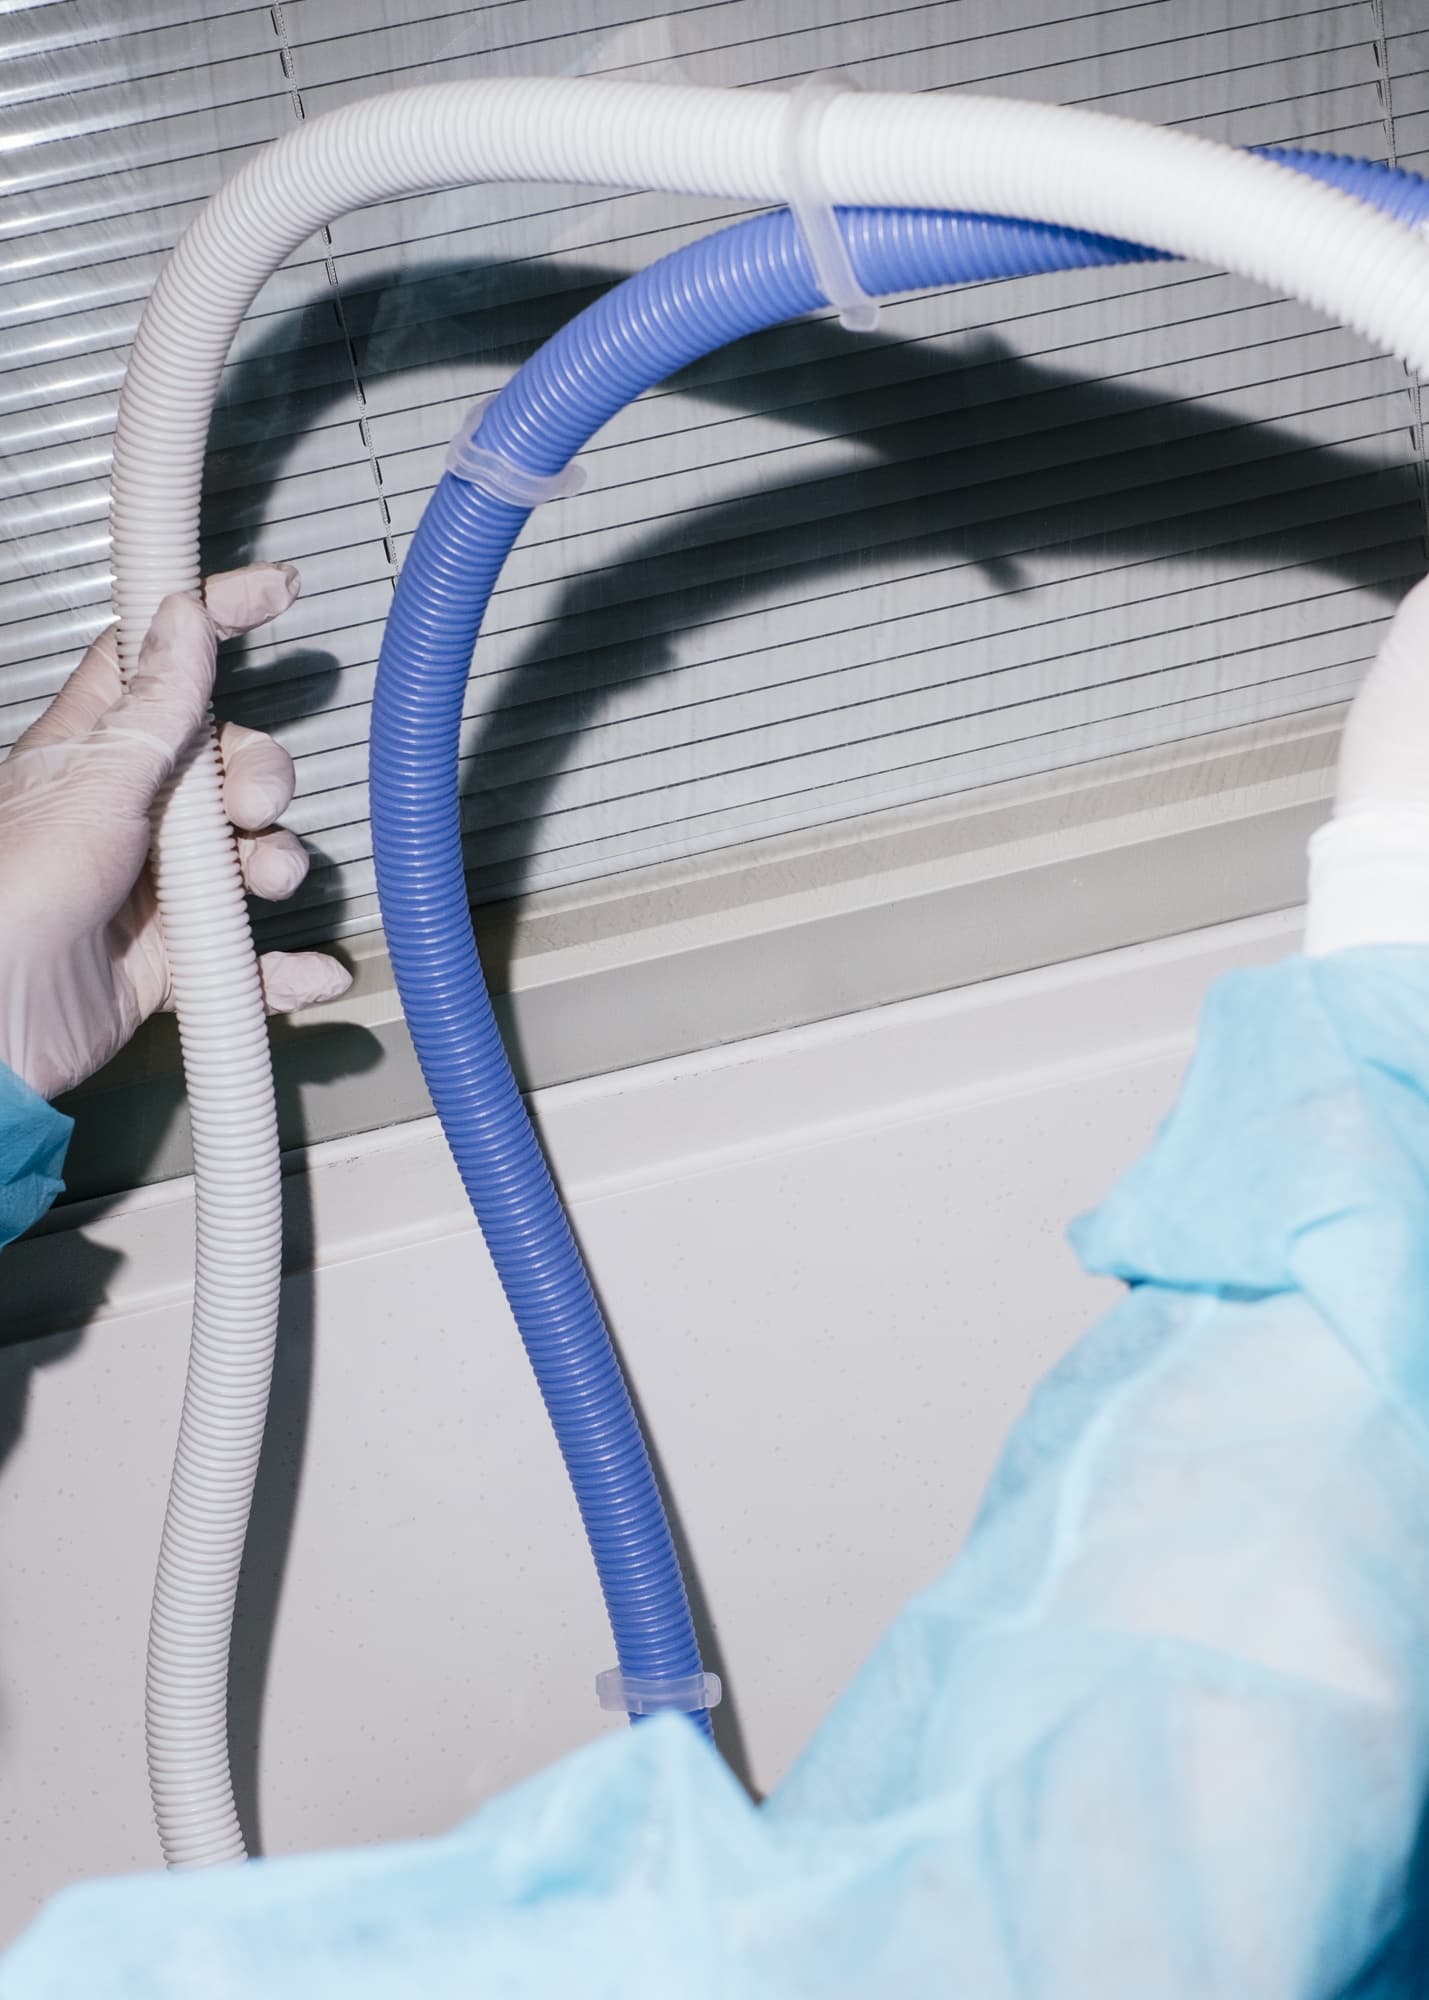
0, 1061, 72, 1249
5, 949, 1429, 1998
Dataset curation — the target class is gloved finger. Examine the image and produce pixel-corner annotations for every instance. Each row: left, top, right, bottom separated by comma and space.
10, 563, 297, 765
203, 562, 300, 640
86, 593, 216, 800
238, 828, 309, 902
219, 721, 296, 831
11, 626, 123, 755
257, 949, 352, 1015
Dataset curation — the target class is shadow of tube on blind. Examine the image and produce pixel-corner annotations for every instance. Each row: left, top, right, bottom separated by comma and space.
204, 250, 1425, 960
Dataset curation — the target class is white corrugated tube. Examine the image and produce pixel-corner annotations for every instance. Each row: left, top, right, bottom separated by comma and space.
113, 75, 1429, 1868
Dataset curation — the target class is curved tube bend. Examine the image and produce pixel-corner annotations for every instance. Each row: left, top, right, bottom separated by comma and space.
372, 151, 1429, 1743
110, 71, 1429, 1868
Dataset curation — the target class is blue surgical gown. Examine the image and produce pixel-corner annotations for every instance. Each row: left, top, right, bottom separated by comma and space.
4, 948, 1429, 1996
0, 1061, 70, 1248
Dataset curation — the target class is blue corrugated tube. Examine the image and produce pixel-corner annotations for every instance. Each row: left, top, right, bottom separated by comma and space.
369, 147, 1429, 1739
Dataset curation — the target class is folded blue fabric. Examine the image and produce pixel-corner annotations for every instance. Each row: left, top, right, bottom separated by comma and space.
9, 949, 1429, 1997
0, 1060, 71, 1250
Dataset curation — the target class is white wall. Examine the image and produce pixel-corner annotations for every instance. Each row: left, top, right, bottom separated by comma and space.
0, 911, 1299, 1945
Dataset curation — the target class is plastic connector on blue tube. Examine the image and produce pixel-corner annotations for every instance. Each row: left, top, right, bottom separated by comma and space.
597, 1669, 724, 1717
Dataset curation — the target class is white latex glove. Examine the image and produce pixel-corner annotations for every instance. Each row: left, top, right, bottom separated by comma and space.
0, 563, 351, 1100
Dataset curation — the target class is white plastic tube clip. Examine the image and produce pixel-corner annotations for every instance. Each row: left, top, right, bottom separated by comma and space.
782, 73, 881, 334
445, 405, 587, 505
596, 1667, 724, 1716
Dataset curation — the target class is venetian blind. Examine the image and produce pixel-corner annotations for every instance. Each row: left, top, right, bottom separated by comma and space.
3, 0, 1427, 949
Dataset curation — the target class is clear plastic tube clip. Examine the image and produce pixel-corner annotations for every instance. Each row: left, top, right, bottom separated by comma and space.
596, 1668, 724, 1716
445, 406, 587, 504
782, 73, 881, 334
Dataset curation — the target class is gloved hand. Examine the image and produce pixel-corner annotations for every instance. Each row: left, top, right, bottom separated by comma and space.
0, 562, 351, 1101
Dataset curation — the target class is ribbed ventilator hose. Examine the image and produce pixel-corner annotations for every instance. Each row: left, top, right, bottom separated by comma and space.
371, 151, 1429, 1740
104, 69, 1429, 1865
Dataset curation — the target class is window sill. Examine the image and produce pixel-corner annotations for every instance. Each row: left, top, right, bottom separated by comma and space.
51, 704, 1338, 1204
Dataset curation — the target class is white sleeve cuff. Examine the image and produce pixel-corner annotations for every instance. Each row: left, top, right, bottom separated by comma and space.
1304, 805, 1429, 956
